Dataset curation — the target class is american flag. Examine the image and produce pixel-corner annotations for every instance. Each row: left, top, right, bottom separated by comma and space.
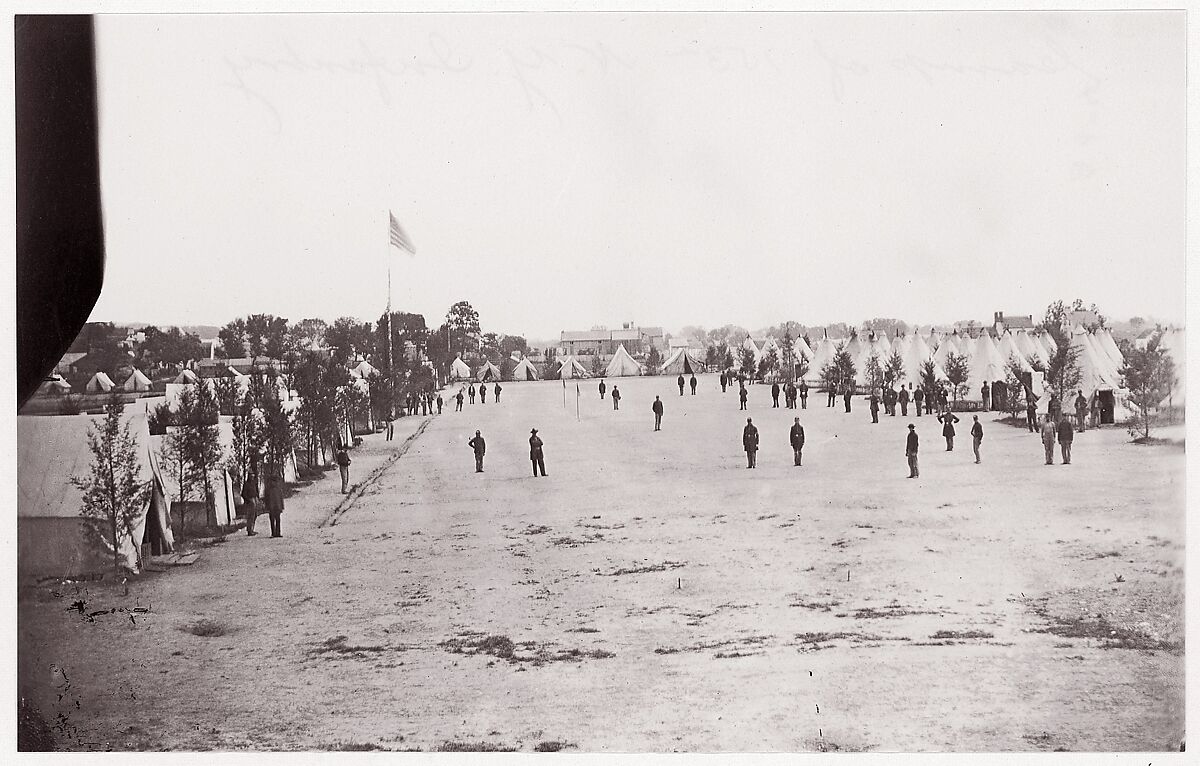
388, 211, 416, 255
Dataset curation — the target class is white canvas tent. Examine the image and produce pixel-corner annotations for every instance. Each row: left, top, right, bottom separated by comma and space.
1156, 328, 1185, 407
966, 333, 1008, 395
18, 405, 175, 578
122, 368, 153, 392
449, 357, 472, 380
554, 355, 589, 379
901, 333, 947, 387
350, 360, 379, 379
660, 346, 703, 376
173, 369, 200, 384
793, 336, 814, 361
996, 332, 1033, 373
605, 344, 643, 377
1014, 329, 1050, 368
476, 361, 502, 382
511, 357, 541, 381
85, 372, 115, 393
37, 375, 72, 396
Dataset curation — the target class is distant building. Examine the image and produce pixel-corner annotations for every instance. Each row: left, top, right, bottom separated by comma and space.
1067, 309, 1101, 329
993, 311, 1035, 335
559, 322, 667, 358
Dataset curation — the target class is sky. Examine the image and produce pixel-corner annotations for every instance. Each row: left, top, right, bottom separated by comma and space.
88, 11, 1186, 341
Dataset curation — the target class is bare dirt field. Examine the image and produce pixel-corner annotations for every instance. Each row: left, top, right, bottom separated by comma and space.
18, 375, 1185, 752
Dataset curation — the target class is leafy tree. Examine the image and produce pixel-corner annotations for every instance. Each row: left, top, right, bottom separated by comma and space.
292, 351, 351, 466
212, 375, 242, 415
862, 318, 909, 338
1121, 346, 1176, 439
541, 348, 559, 379
943, 352, 970, 404
256, 375, 294, 477
919, 360, 942, 405
368, 374, 395, 423
499, 334, 528, 359
646, 346, 663, 376
864, 354, 884, 393
445, 301, 481, 359
1004, 355, 1031, 419
288, 318, 328, 352
758, 347, 779, 379
821, 344, 856, 392
166, 382, 223, 529
883, 350, 905, 388
325, 316, 374, 365
722, 345, 735, 370
707, 325, 748, 347
243, 314, 292, 359
218, 318, 248, 359
796, 355, 811, 381
738, 347, 757, 378
501, 356, 518, 381
229, 401, 263, 491
679, 325, 708, 345
71, 398, 151, 573
480, 332, 503, 363
375, 310, 429, 377
705, 344, 720, 369
590, 354, 606, 376
780, 332, 796, 382
139, 326, 204, 368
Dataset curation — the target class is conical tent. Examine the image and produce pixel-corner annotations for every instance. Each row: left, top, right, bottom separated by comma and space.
806, 338, 838, 383
173, 369, 200, 384
740, 337, 763, 367
1068, 327, 1120, 397
511, 358, 541, 381
874, 332, 892, 355
1014, 329, 1050, 368
1097, 328, 1126, 374
793, 336, 814, 361
605, 345, 642, 377
997, 332, 1033, 373
966, 333, 1008, 394
123, 369, 153, 392
901, 333, 947, 387
660, 347, 703, 376
1038, 330, 1058, 356
449, 357, 472, 380
1084, 332, 1121, 383
477, 361, 502, 382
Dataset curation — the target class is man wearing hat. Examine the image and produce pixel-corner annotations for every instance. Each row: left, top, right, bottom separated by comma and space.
743, 417, 759, 469
789, 417, 805, 467
468, 430, 486, 473
529, 428, 547, 477
905, 424, 919, 478
652, 396, 664, 431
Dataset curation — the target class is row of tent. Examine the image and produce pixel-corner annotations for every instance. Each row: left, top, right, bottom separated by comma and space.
18, 395, 306, 580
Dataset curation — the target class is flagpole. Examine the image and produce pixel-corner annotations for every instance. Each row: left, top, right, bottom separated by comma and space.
386, 212, 394, 404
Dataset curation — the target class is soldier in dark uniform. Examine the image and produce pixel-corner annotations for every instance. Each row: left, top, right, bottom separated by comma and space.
494, 383, 502, 403
1074, 390, 1087, 432
599, 379, 606, 399
970, 415, 983, 464
739, 384, 748, 411
914, 385, 925, 417
436, 394, 443, 414
743, 418, 759, 469
479, 384, 487, 404
720, 371, 728, 393
1026, 397, 1038, 432
1057, 416, 1074, 465
789, 417, 805, 467
240, 463, 259, 536
690, 375, 697, 395
652, 396, 664, 431
980, 381, 991, 411
677, 374, 685, 396
455, 390, 464, 411
468, 384, 476, 404
529, 428, 547, 476
843, 384, 852, 413
611, 386, 621, 410
906, 424, 919, 478
771, 381, 781, 408
938, 408, 960, 451
468, 430, 486, 472
870, 391, 880, 423
799, 381, 809, 409
898, 385, 910, 417
826, 384, 836, 408
264, 467, 285, 538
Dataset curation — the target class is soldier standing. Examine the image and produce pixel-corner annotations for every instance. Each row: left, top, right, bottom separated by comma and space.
938, 408, 960, 451
799, 381, 809, 409
771, 381, 781, 408
480, 385, 487, 404
468, 384, 476, 404
494, 383, 502, 403
468, 430, 486, 473
1026, 397, 1038, 433
436, 394, 443, 414
1040, 414, 1057, 465
914, 385, 925, 417
690, 375, 698, 395
970, 415, 983, 464
599, 379, 606, 399
906, 424, 919, 478
743, 418, 759, 469
898, 385, 910, 417
529, 428, 547, 477
739, 384, 748, 411
455, 390, 464, 412
843, 384, 853, 413
677, 374, 685, 396
870, 391, 880, 424
1057, 416, 1075, 465
652, 396, 664, 431
264, 467, 284, 538
980, 381, 991, 411
1074, 390, 1087, 432
611, 386, 621, 410
789, 417, 805, 467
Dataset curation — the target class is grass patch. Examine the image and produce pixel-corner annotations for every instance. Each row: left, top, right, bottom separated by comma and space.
183, 619, 229, 637
522, 525, 550, 535
567, 627, 600, 633
852, 605, 939, 619
534, 741, 574, 752
311, 635, 390, 656
437, 741, 517, 752
929, 630, 994, 640
324, 741, 385, 751
440, 634, 613, 664
1086, 550, 1122, 560
1026, 599, 1183, 654
600, 561, 685, 576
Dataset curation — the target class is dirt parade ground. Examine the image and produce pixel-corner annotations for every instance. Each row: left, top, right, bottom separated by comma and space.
17, 375, 1185, 752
